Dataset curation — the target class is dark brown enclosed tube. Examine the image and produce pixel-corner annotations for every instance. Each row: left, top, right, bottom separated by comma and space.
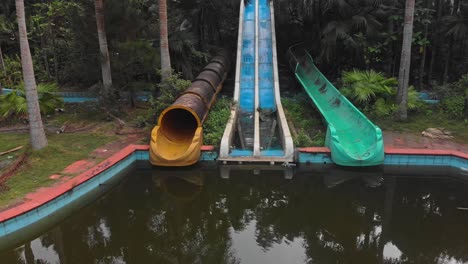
157, 51, 230, 138
183, 80, 215, 106
172, 94, 207, 123
151, 51, 231, 166
194, 70, 221, 92
202, 62, 225, 80
211, 53, 231, 73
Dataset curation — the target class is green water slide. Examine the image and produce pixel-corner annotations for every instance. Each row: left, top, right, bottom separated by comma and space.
289, 47, 384, 166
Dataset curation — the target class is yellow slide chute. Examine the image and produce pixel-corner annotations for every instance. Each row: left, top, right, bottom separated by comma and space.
150, 53, 230, 166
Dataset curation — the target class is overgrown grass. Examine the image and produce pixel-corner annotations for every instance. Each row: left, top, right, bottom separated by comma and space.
47, 102, 109, 125
203, 97, 232, 146
374, 110, 468, 143
283, 93, 467, 146
0, 133, 115, 208
0, 134, 28, 153
281, 94, 326, 147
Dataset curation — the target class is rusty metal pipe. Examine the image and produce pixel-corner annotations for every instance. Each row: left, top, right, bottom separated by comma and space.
194, 70, 221, 92
184, 80, 215, 105
150, 52, 230, 166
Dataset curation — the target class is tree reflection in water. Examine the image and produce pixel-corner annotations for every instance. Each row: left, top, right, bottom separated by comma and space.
1, 167, 468, 264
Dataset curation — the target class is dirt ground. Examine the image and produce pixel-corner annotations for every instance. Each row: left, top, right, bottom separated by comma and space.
383, 131, 468, 153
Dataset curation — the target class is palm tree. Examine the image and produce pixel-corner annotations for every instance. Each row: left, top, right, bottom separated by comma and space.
443, 0, 467, 84
396, 0, 416, 120
159, 0, 171, 81
15, 0, 48, 150
0, 44, 4, 94
0, 45, 5, 75
342, 70, 396, 105
94, 0, 112, 95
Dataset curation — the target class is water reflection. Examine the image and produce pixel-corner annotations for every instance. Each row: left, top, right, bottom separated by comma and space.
1, 167, 468, 264
231, 220, 308, 264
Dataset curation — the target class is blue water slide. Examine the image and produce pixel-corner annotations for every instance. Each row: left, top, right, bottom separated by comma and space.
239, 2, 256, 112
258, 0, 275, 112
218, 0, 294, 163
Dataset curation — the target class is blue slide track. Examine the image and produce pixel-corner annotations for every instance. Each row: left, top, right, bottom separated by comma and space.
258, 0, 275, 112
231, 0, 256, 156
239, 1, 256, 112
219, 0, 294, 162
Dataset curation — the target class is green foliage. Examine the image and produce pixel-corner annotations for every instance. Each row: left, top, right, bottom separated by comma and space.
452, 74, 468, 97
169, 30, 209, 80
0, 0, 467, 96
0, 90, 27, 117
0, 55, 22, 88
342, 70, 397, 104
373, 98, 396, 117
203, 97, 231, 146
149, 72, 191, 122
112, 40, 160, 88
412, 31, 430, 47
282, 95, 325, 147
29, 0, 85, 83
294, 132, 314, 147
0, 83, 64, 118
433, 74, 468, 119
433, 81, 465, 100
341, 70, 422, 118
407, 86, 424, 110
442, 96, 465, 119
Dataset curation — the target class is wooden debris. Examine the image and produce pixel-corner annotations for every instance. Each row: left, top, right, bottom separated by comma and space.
56, 121, 69, 134
0, 151, 28, 185
421, 127, 454, 139
0, 146, 23, 156
106, 112, 126, 126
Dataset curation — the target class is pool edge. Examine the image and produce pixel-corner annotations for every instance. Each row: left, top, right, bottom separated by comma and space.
0, 144, 466, 241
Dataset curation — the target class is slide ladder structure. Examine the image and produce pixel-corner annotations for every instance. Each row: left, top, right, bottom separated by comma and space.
288, 45, 384, 166
219, 0, 294, 163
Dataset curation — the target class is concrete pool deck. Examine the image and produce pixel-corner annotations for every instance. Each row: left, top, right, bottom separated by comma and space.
0, 132, 466, 242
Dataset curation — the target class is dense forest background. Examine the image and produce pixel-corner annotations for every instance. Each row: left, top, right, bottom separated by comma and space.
0, 0, 467, 100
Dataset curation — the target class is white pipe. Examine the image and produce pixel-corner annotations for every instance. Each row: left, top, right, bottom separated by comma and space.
270, 0, 295, 162
253, 0, 261, 157
219, 0, 245, 160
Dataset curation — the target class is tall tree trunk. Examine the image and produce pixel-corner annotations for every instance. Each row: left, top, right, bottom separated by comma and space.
24, 241, 35, 264
0, 45, 5, 74
428, 0, 443, 85
378, 177, 396, 264
443, 40, 452, 85
53, 44, 59, 83
419, 0, 429, 89
442, 0, 459, 85
419, 24, 428, 89
52, 227, 68, 264
453, 0, 460, 14
159, 0, 171, 81
396, 0, 416, 120
465, 88, 468, 118
386, 1, 395, 76
0, 44, 4, 94
41, 38, 52, 80
94, 0, 112, 95
16, 0, 48, 150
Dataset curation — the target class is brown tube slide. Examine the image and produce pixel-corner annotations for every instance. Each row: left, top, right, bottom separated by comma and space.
150, 52, 230, 166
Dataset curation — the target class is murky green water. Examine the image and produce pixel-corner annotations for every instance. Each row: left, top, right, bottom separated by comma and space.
1, 165, 468, 264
